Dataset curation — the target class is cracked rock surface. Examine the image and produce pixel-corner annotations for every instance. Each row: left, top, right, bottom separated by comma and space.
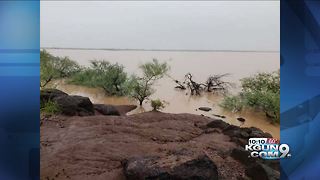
41, 111, 279, 180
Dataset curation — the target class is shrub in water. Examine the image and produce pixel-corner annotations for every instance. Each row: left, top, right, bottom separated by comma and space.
220, 71, 280, 123
69, 60, 127, 96
151, 99, 165, 111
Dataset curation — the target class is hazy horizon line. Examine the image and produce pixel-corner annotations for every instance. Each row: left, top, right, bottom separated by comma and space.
41, 47, 279, 53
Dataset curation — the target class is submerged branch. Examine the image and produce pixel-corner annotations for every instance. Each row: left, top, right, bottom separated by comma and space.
173, 73, 232, 95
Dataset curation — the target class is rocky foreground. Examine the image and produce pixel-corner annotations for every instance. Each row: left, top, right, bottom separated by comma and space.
41, 89, 279, 180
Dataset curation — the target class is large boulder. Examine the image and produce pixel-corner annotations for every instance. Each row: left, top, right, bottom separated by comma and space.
94, 104, 120, 116
170, 155, 218, 180
41, 89, 95, 116
54, 95, 94, 116
123, 155, 218, 180
123, 156, 169, 179
40, 89, 68, 105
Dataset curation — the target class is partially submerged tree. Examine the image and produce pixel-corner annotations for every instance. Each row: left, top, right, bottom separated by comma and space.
127, 59, 169, 105
126, 75, 154, 106
69, 60, 127, 96
220, 71, 280, 123
174, 73, 232, 95
40, 50, 80, 88
205, 74, 232, 93
151, 99, 166, 111
184, 73, 203, 95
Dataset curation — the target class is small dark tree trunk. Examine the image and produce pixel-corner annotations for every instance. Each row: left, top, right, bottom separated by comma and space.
115, 85, 120, 91
139, 100, 143, 106
40, 76, 53, 88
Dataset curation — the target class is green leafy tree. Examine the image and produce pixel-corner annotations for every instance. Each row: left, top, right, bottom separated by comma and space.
241, 71, 280, 94
40, 50, 80, 88
127, 59, 169, 105
220, 71, 280, 123
69, 60, 127, 95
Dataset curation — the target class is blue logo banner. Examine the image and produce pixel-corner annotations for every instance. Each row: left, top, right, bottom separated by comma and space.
281, 0, 320, 179
0, 1, 39, 180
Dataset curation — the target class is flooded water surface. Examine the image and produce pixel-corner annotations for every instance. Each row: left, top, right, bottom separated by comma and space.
48, 49, 280, 138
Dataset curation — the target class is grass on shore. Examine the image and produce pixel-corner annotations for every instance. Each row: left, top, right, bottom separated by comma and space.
41, 100, 61, 116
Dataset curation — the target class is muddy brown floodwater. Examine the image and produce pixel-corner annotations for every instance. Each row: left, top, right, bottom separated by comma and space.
47, 49, 280, 139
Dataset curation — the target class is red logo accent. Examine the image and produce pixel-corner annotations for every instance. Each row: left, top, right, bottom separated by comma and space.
267, 138, 279, 144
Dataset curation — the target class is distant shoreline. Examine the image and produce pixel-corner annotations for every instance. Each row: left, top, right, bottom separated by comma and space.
42, 47, 279, 53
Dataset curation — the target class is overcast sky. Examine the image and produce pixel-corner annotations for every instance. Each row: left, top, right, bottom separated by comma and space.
41, 1, 279, 51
